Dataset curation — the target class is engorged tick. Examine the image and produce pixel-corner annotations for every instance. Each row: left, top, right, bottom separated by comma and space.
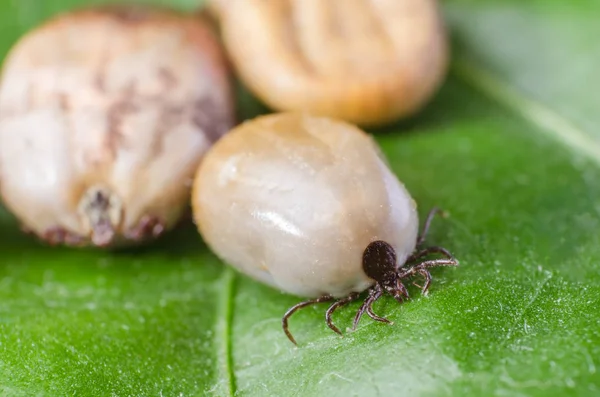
0, 4, 235, 247
281, 207, 458, 345
191, 112, 459, 345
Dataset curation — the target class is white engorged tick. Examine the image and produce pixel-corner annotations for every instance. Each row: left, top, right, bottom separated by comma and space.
191, 112, 459, 345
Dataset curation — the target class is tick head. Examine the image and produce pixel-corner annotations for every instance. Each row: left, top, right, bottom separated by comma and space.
362, 240, 398, 287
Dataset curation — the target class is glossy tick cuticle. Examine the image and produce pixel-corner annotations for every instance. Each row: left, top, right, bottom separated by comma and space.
281, 207, 459, 346
191, 112, 459, 346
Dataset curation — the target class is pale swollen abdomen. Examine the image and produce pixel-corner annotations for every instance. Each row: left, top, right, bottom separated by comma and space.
215, 0, 448, 127
0, 5, 235, 247
192, 112, 419, 298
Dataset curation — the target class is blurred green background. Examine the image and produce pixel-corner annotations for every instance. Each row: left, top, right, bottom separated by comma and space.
1, 0, 599, 396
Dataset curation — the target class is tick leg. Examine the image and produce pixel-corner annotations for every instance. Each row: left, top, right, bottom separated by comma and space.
42, 226, 85, 246
398, 259, 458, 278
282, 295, 334, 345
392, 278, 410, 303
409, 271, 430, 295
352, 297, 372, 331
352, 285, 382, 331
325, 292, 360, 336
125, 215, 165, 241
415, 269, 432, 295
398, 258, 458, 295
366, 294, 391, 324
416, 207, 447, 247
406, 246, 456, 264
405, 246, 456, 293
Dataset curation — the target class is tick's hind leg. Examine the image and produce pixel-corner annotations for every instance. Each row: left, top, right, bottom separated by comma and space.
282, 295, 334, 345
406, 246, 456, 264
416, 207, 447, 247
366, 297, 392, 324
325, 292, 360, 336
352, 285, 384, 331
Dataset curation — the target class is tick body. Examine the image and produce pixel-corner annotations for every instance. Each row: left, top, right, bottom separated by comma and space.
213, 0, 448, 126
192, 112, 458, 344
0, 5, 234, 247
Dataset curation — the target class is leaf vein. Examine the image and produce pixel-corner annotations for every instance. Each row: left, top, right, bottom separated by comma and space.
506, 272, 553, 339
214, 267, 237, 396
452, 57, 600, 163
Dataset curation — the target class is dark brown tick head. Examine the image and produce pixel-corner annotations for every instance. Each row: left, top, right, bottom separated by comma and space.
362, 240, 398, 287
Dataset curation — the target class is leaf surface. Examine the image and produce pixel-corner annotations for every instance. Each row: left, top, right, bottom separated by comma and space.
0, 0, 599, 396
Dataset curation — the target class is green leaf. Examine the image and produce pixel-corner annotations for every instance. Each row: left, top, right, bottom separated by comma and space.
1, 0, 599, 396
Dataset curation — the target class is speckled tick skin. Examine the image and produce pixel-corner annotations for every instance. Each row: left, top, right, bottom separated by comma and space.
0, 5, 235, 247
192, 112, 419, 298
